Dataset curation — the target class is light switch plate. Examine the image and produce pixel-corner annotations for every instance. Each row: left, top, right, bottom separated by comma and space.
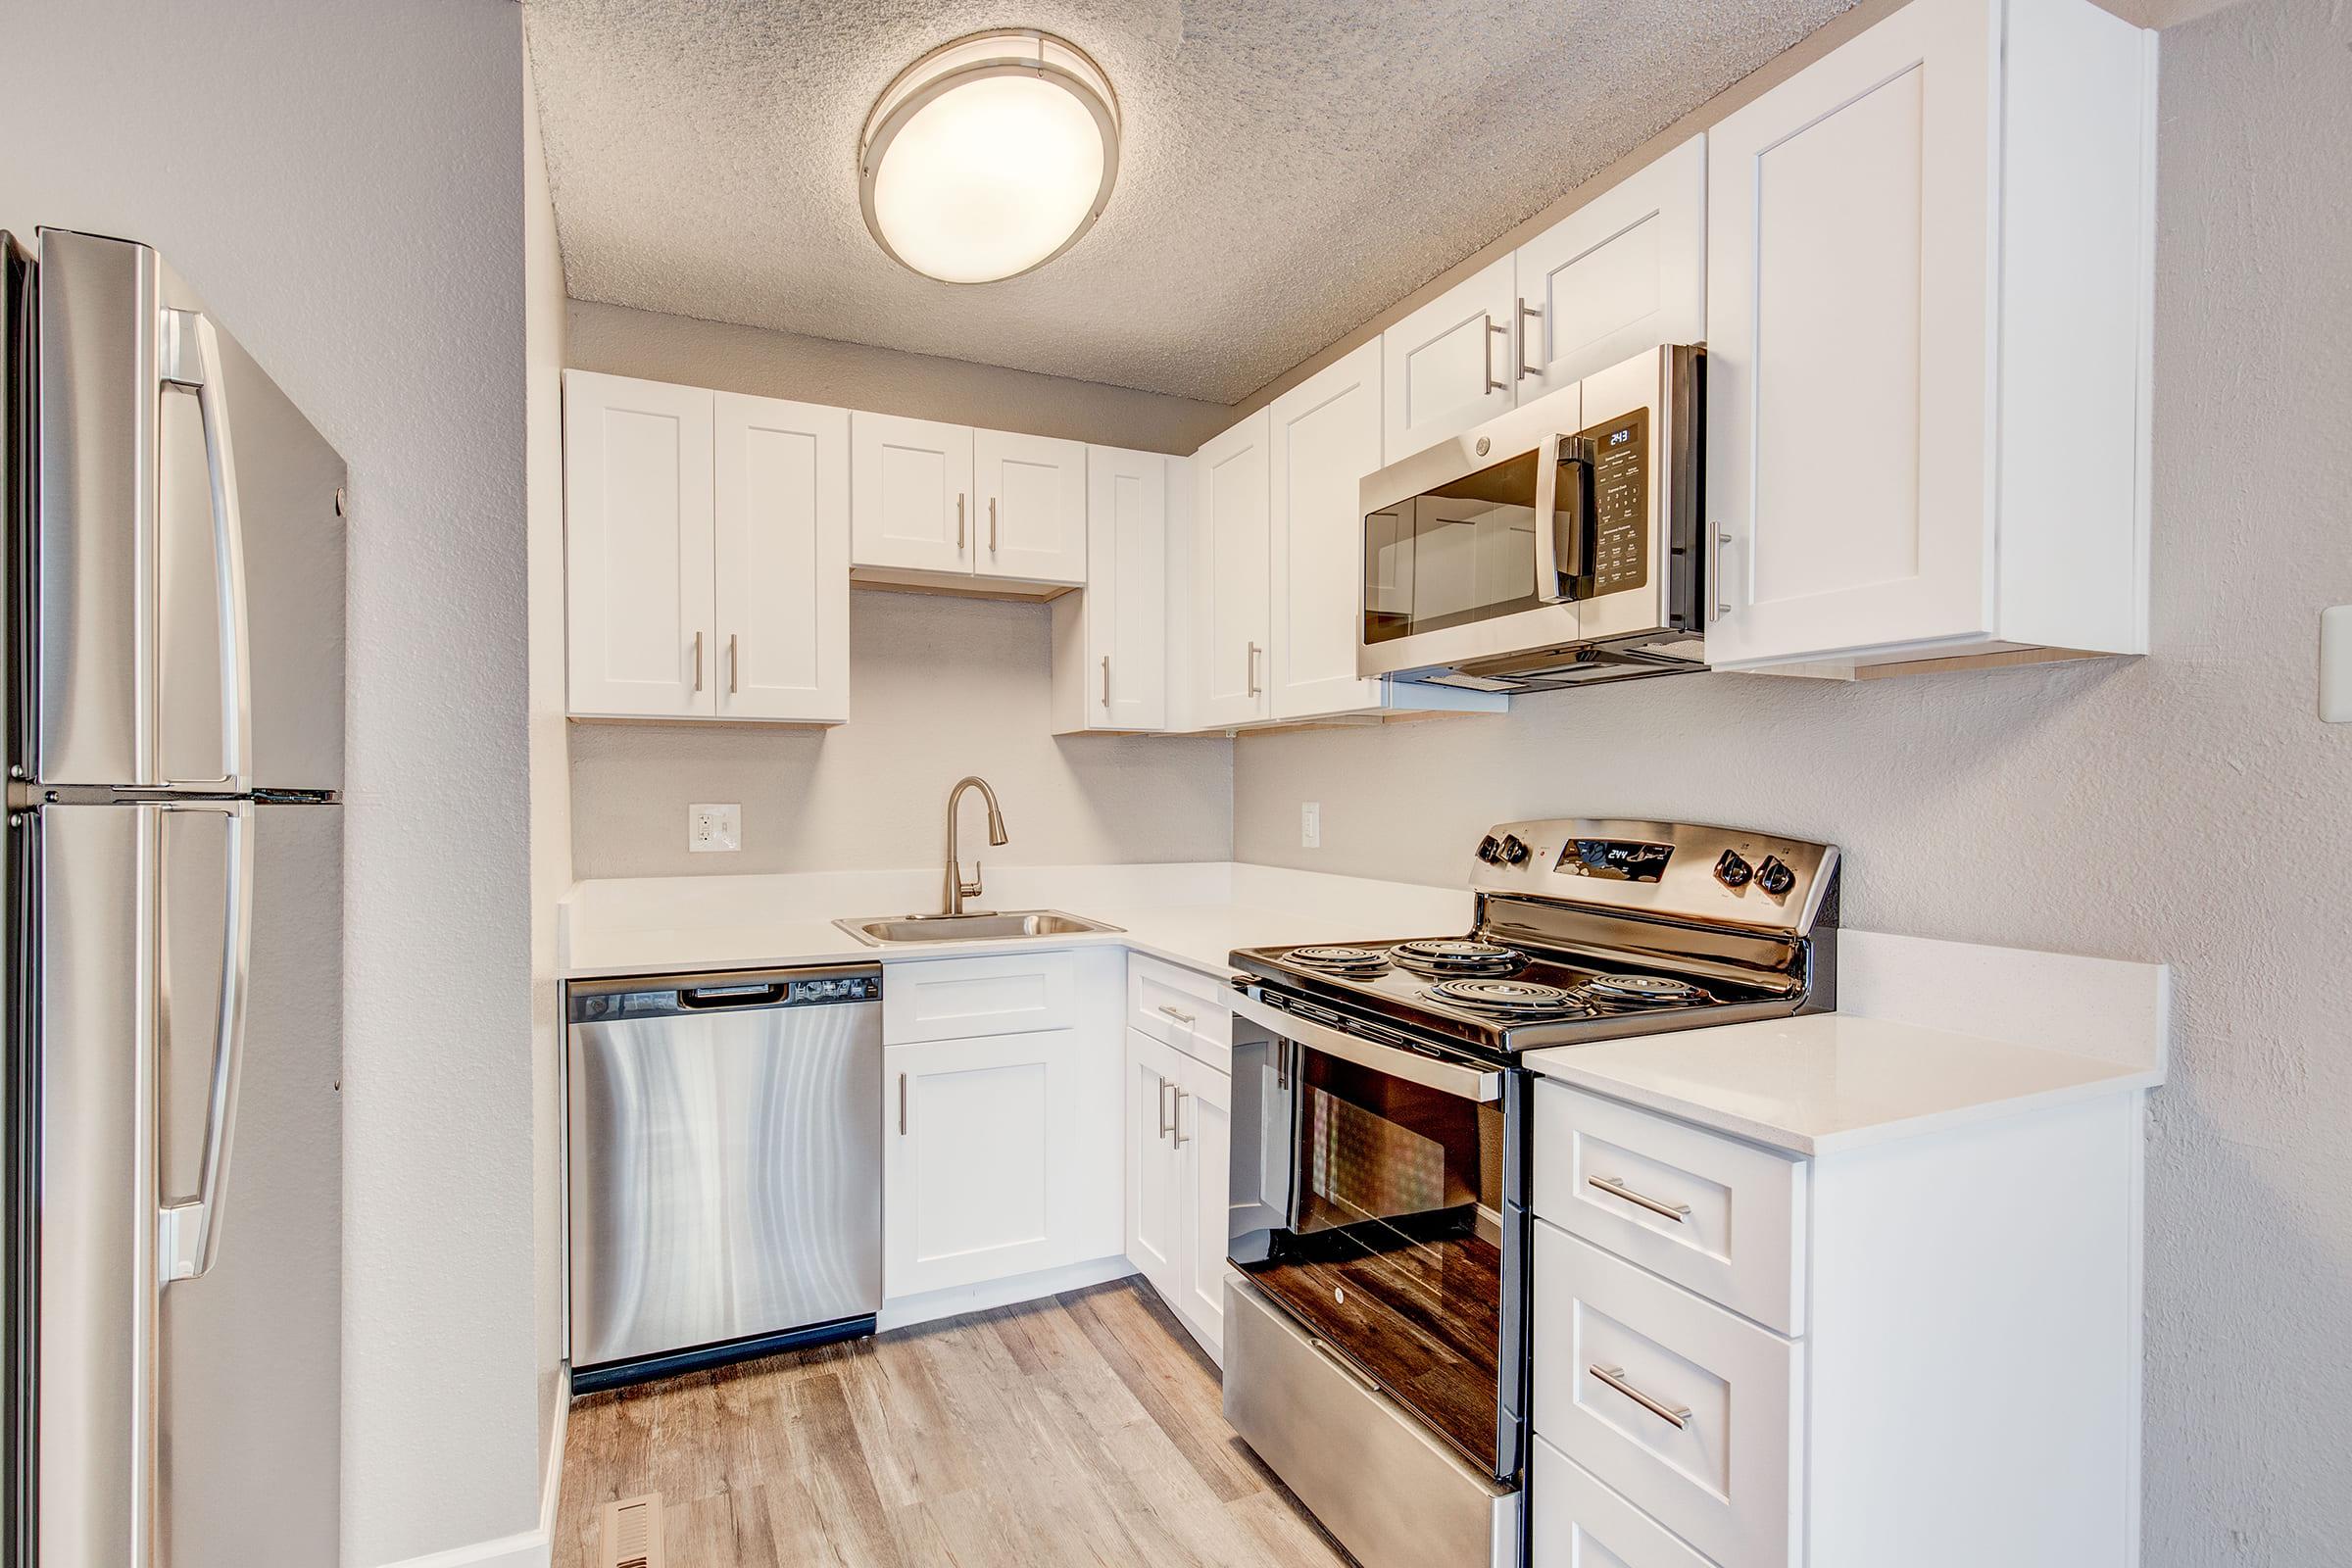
1300, 802, 1321, 849
688, 803, 741, 853
2323, 607, 2352, 723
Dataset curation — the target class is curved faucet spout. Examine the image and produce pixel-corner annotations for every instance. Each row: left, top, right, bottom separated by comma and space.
945, 776, 1009, 915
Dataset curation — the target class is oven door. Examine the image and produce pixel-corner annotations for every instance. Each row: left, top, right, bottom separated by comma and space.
1226, 985, 1529, 1487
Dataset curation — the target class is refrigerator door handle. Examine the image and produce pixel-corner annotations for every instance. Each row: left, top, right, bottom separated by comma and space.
160, 308, 254, 793
157, 798, 254, 1283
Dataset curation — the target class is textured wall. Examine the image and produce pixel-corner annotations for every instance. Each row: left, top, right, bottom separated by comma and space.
1231, 1, 2352, 1559
0, 2, 539, 1562
523, 43, 572, 1497
567, 298, 1229, 454
570, 589, 1233, 879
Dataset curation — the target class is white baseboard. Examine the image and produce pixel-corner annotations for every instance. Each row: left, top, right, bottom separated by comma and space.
876, 1255, 1137, 1333
373, 1363, 569, 1568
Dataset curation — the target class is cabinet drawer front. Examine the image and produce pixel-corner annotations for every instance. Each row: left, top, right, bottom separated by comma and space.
1127, 955, 1231, 1070
883, 952, 1077, 1043
1531, 1438, 1714, 1568
1534, 1224, 1801, 1568
1533, 1082, 1806, 1336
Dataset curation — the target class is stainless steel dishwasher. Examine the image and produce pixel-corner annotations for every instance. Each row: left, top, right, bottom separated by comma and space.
566, 965, 882, 1391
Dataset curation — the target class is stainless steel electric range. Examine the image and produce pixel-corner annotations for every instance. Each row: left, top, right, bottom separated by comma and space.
1219, 818, 1840, 1568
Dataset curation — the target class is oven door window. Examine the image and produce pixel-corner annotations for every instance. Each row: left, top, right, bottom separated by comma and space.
1363, 450, 1548, 645
1229, 1033, 1511, 1476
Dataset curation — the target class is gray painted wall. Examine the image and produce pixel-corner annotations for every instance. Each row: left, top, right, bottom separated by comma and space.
0, 3, 539, 1562
570, 588, 1232, 879
1231, 0, 2352, 1558
568, 298, 1232, 455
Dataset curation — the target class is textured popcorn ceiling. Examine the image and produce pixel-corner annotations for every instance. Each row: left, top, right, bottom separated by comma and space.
524, 0, 1855, 404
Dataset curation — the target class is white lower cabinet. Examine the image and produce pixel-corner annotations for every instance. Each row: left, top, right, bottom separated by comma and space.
881, 951, 1121, 1302
1530, 1078, 2148, 1568
1123, 1025, 1231, 1361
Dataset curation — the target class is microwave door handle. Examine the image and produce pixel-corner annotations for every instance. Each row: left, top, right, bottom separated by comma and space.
1554, 436, 1596, 595
1531, 438, 1569, 604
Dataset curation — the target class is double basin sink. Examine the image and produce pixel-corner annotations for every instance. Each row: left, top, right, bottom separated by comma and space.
833, 908, 1123, 946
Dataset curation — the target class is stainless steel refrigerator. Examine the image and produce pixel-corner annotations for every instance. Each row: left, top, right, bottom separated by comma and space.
3, 228, 345, 1566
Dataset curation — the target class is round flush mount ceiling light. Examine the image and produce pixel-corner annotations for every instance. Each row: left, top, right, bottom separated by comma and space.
859, 29, 1121, 284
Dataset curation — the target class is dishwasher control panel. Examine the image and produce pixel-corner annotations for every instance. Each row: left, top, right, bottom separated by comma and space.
569, 966, 881, 1023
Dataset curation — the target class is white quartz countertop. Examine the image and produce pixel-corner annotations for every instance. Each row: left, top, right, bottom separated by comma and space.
1521, 1010, 2164, 1157
561, 866, 2169, 1156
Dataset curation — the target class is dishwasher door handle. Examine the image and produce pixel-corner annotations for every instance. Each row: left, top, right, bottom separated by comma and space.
677, 981, 790, 1009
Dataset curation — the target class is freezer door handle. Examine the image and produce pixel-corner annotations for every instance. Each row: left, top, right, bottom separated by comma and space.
159, 307, 254, 793
157, 799, 255, 1283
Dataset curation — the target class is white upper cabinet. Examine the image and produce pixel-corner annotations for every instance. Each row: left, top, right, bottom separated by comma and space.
975, 429, 1088, 585
1268, 340, 1385, 719
713, 393, 851, 723
1513, 136, 1705, 404
1381, 254, 1516, 462
1054, 446, 1168, 733
563, 370, 715, 719
850, 412, 974, 575
1704, 0, 2154, 670
1191, 412, 1273, 728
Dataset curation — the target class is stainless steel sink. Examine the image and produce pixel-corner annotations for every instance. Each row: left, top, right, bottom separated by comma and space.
833, 909, 1124, 946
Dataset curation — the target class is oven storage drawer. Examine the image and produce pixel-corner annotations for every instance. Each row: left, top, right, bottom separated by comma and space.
882, 950, 1077, 1043
1532, 1222, 1801, 1568
1225, 1277, 1514, 1568
1533, 1081, 1807, 1336
1127, 954, 1231, 1070
1532, 1437, 1717, 1568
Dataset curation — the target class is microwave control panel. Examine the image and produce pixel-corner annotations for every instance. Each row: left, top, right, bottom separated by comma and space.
1577, 406, 1649, 595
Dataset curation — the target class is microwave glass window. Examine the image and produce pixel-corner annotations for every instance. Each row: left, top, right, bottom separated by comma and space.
1362, 449, 1551, 645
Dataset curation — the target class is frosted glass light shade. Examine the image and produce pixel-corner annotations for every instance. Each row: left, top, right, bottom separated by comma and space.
859, 30, 1120, 284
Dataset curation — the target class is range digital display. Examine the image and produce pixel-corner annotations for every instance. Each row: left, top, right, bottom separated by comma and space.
1557, 838, 1674, 882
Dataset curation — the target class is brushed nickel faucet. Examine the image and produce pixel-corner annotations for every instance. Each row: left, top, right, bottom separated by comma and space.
943, 775, 1008, 916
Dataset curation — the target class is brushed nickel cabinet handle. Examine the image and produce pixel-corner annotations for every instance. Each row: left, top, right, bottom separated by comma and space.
898, 1073, 908, 1136
1247, 641, 1262, 697
692, 630, 704, 692
956, 493, 966, 551
1710, 529, 1733, 622
1516, 297, 1542, 378
1156, 1004, 1196, 1026
1590, 1174, 1692, 1222
1101, 655, 1111, 710
1591, 1364, 1691, 1429
1483, 316, 1507, 394
727, 632, 739, 695
1156, 1076, 1173, 1139
1171, 1088, 1191, 1148
989, 496, 999, 553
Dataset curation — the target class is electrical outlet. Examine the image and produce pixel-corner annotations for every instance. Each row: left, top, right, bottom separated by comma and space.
1300, 802, 1321, 849
2323, 606, 2352, 723
688, 803, 741, 853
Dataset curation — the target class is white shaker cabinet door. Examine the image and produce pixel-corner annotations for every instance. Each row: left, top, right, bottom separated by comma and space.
1191, 412, 1273, 728
1514, 136, 1706, 405
713, 392, 850, 723
1380, 254, 1515, 463
976, 428, 1088, 585
851, 411, 975, 575
1175, 1054, 1231, 1361
1123, 1028, 1186, 1305
1268, 339, 1384, 721
1703, 0, 1996, 667
1085, 446, 1168, 730
563, 370, 715, 718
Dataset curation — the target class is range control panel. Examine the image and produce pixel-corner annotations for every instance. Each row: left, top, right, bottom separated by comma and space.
1468, 817, 1840, 935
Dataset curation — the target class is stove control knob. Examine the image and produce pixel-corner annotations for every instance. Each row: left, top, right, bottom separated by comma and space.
1476, 834, 1504, 864
1714, 850, 1753, 889
1755, 855, 1797, 897
1498, 834, 1532, 866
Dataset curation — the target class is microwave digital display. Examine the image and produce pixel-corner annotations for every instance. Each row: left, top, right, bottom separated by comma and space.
1557, 838, 1674, 882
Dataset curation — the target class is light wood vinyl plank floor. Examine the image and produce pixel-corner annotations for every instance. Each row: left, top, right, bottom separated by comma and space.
554, 1279, 1354, 1568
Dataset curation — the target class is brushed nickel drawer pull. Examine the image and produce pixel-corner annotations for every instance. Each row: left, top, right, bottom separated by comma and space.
1483, 316, 1507, 394
1592, 1364, 1691, 1430
1156, 1004, 1196, 1026
956, 493, 966, 551
1171, 1088, 1191, 1148
1590, 1174, 1691, 1222
898, 1073, 908, 1136
1247, 641, 1262, 697
691, 630, 704, 693
727, 632, 739, 694
1516, 297, 1542, 378
989, 496, 999, 552
1156, 1075, 1173, 1139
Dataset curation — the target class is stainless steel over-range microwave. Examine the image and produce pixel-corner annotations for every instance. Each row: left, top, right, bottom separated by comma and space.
1357, 343, 1706, 692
